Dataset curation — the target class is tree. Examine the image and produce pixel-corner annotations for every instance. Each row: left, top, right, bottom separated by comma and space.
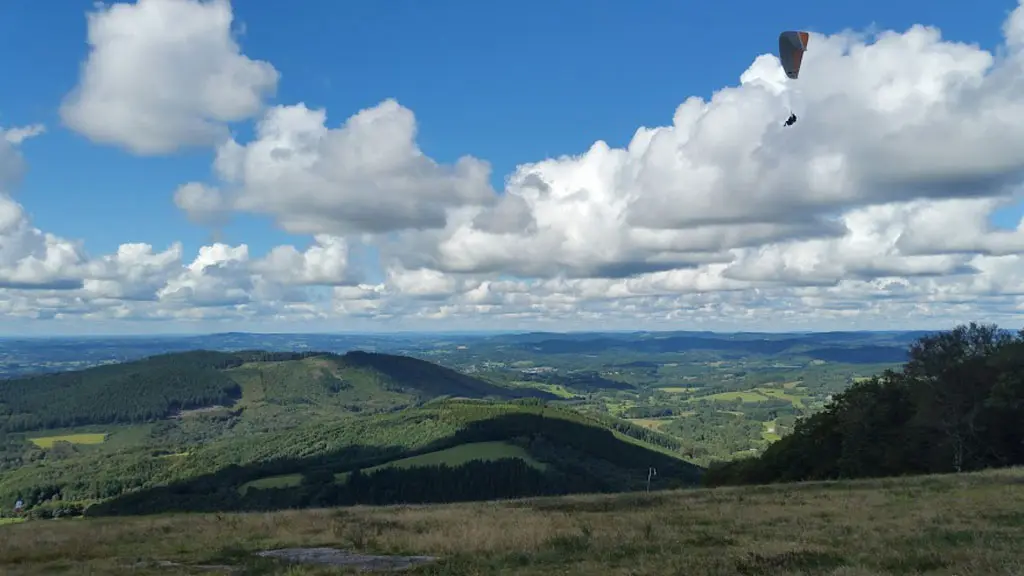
703, 323, 1024, 487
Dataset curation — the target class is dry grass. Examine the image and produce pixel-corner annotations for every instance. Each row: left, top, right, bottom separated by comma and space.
2, 468, 1024, 575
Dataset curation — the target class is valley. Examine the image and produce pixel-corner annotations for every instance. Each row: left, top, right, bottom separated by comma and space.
0, 324, 1022, 574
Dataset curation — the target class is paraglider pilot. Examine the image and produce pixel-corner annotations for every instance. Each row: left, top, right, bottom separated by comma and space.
778, 31, 809, 129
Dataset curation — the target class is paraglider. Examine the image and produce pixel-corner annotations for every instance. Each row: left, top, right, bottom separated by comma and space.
777, 30, 809, 126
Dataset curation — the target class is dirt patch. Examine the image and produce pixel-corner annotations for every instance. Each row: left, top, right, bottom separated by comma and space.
256, 548, 439, 571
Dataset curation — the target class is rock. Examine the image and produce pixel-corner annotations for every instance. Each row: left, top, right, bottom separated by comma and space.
255, 548, 439, 572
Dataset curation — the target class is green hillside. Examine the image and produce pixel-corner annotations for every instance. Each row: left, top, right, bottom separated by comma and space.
0, 350, 556, 433
0, 359, 701, 518
7, 322, 1021, 524
80, 399, 702, 516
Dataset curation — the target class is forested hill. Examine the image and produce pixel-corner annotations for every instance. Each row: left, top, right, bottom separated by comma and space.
0, 349, 554, 432
0, 398, 703, 518
704, 323, 1024, 487
82, 400, 704, 516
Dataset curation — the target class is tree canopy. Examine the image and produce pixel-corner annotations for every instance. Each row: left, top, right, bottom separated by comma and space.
704, 323, 1024, 486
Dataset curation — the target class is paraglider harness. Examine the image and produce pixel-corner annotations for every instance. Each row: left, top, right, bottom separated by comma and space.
783, 113, 797, 127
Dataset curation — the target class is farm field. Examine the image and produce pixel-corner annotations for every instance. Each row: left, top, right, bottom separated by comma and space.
27, 434, 107, 449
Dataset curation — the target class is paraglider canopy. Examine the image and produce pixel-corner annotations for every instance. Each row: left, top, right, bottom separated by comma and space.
778, 31, 809, 126
778, 31, 810, 80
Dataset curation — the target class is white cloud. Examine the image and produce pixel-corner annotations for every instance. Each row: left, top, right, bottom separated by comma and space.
7, 1, 1024, 332
174, 183, 231, 227
157, 243, 253, 307
60, 0, 278, 155
177, 100, 495, 235
401, 21, 1024, 281
0, 126, 87, 290
82, 243, 185, 300
250, 235, 353, 286
0, 124, 44, 189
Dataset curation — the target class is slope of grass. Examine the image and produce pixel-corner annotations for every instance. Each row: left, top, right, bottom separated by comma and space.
240, 474, 303, 493
239, 441, 546, 494
225, 357, 415, 415
690, 390, 766, 402
625, 418, 669, 430
28, 433, 107, 449
761, 420, 781, 442
689, 387, 807, 408
657, 386, 699, 393
2, 467, 1022, 574
333, 441, 547, 482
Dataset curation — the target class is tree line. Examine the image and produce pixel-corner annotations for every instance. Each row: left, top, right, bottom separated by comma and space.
704, 323, 1024, 486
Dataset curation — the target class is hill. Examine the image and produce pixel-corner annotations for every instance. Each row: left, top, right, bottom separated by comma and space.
79, 400, 702, 516
0, 391, 700, 518
2, 466, 1022, 574
0, 329, 931, 378
514, 333, 912, 363
0, 349, 556, 432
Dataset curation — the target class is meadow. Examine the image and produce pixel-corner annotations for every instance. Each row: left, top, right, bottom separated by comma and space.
27, 433, 107, 449
2, 467, 1022, 575
238, 441, 548, 494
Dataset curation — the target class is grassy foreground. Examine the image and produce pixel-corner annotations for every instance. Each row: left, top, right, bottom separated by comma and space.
2, 468, 1024, 575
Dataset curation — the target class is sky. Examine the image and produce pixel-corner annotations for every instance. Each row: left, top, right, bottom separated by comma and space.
1, 0, 1024, 336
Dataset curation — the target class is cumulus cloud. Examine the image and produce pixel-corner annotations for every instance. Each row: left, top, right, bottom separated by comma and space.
174, 182, 232, 227
176, 100, 495, 235
8, 0, 1024, 331
0, 126, 88, 290
0, 124, 44, 189
60, 0, 278, 155
402, 20, 1024, 280
250, 235, 353, 286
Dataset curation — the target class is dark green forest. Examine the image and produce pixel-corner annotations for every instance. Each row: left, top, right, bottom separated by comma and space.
704, 323, 1024, 486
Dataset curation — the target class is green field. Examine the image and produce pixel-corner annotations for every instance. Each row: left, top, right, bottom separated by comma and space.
334, 441, 547, 482
690, 390, 765, 402
626, 418, 670, 430
657, 387, 699, 393
239, 441, 549, 495
239, 474, 304, 494
0, 518, 25, 526
755, 387, 806, 408
689, 387, 807, 408
509, 381, 578, 398
28, 433, 108, 449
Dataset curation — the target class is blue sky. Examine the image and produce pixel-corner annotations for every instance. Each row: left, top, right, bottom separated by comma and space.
1, 0, 1023, 334
3, 0, 1018, 257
